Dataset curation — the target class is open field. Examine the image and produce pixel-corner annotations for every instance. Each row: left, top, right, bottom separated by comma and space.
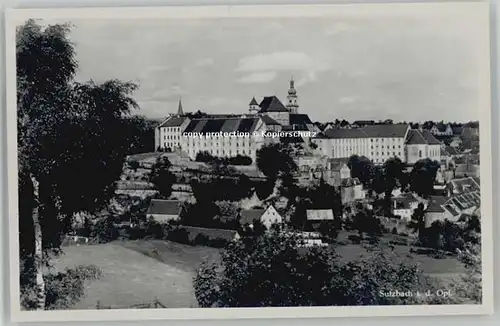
50, 235, 465, 309
49, 240, 220, 309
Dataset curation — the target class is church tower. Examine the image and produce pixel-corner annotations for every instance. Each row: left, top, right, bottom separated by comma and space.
177, 97, 184, 115
249, 97, 259, 113
286, 77, 299, 113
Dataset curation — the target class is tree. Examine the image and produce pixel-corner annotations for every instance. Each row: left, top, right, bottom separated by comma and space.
21, 265, 102, 310
352, 207, 383, 239
340, 119, 350, 128
127, 160, 140, 171
318, 221, 339, 242
382, 157, 406, 196
408, 203, 426, 242
256, 144, 297, 182
195, 151, 215, 163
347, 155, 374, 187
410, 159, 440, 197
454, 243, 481, 303
194, 231, 431, 307
228, 155, 252, 166
17, 20, 139, 309
149, 156, 176, 198
307, 179, 343, 219
254, 180, 275, 200
122, 116, 158, 154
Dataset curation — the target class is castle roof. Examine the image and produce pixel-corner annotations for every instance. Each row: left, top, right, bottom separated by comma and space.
158, 116, 189, 128
405, 129, 441, 145
317, 124, 410, 140
249, 97, 259, 106
261, 115, 281, 125
259, 96, 289, 113
363, 124, 409, 138
183, 116, 262, 135
289, 113, 312, 125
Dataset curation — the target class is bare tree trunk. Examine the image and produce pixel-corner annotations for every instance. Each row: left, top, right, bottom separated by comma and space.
31, 175, 46, 310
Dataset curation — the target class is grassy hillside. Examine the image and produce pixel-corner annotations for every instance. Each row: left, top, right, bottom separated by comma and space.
50, 236, 464, 309
50, 240, 220, 309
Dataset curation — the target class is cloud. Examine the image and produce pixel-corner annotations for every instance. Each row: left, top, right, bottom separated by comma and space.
195, 58, 215, 67
338, 96, 358, 104
324, 22, 351, 36
238, 71, 278, 84
236, 51, 331, 87
139, 84, 184, 103
295, 72, 315, 87
236, 51, 327, 72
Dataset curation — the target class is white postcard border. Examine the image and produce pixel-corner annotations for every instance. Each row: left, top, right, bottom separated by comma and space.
4, 2, 494, 322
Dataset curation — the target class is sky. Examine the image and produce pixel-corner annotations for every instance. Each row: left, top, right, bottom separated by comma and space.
41, 10, 486, 123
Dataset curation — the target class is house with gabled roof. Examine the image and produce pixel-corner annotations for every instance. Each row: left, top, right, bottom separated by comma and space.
392, 193, 420, 221
448, 177, 480, 196
146, 199, 183, 223
239, 205, 283, 229
405, 129, 441, 164
429, 123, 453, 136
339, 177, 365, 204
424, 190, 480, 227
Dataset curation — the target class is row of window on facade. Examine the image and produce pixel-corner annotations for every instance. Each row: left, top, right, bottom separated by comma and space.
332, 138, 402, 143
371, 145, 402, 149
190, 149, 250, 156
164, 135, 180, 140
187, 140, 251, 147
162, 127, 181, 132
371, 152, 403, 157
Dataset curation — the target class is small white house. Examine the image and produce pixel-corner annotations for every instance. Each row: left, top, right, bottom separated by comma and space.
239, 205, 283, 229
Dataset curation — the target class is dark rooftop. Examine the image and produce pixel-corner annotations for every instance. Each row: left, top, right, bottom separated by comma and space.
147, 199, 182, 215
259, 96, 289, 113
158, 116, 189, 128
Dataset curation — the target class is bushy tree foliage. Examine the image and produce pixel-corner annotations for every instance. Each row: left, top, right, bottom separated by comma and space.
21, 265, 102, 310
352, 206, 384, 240
254, 180, 275, 200
149, 156, 176, 198
122, 116, 158, 154
410, 159, 440, 197
191, 174, 253, 202
256, 144, 298, 181
418, 220, 465, 253
383, 157, 407, 195
17, 20, 139, 309
347, 155, 374, 186
288, 180, 342, 230
194, 231, 431, 307
195, 151, 252, 166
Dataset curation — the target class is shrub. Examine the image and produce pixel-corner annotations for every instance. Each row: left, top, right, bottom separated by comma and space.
166, 227, 190, 245
228, 155, 252, 166
128, 160, 140, 171
92, 218, 119, 243
348, 234, 362, 244
194, 231, 433, 307
21, 265, 102, 310
194, 234, 209, 246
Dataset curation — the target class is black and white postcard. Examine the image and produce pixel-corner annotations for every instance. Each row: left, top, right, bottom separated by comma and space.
4, 2, 493, 322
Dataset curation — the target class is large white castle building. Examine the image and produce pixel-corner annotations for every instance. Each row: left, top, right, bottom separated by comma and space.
155, 78, 442, 165
311, 124, 441, 164
154, 78, 318, 161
